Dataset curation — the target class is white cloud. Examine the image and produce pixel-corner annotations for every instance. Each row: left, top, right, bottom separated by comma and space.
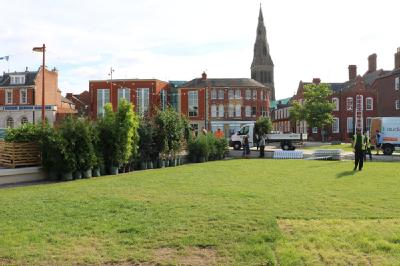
1, 0, 399, 100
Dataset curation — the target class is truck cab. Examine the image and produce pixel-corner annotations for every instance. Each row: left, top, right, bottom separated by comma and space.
229, 123, 254, 150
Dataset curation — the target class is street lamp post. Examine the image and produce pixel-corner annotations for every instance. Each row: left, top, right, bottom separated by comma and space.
108, 67, 114, 109
33, 44, 46, 126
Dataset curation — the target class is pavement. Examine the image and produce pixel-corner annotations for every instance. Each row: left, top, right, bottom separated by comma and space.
229, 146, 400, 162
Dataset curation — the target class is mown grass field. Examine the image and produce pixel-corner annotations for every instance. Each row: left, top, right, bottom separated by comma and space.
1, 160, 400, 265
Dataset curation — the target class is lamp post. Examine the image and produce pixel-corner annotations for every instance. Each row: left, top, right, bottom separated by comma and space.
108, 67, 114, 109
32, 44, 46, 126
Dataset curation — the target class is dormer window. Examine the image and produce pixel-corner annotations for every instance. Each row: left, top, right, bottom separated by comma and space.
10, 75, 25, 85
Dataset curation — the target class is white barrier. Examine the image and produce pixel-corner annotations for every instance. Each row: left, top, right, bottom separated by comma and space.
311, 149, 343, 160
273, 150, 304, 159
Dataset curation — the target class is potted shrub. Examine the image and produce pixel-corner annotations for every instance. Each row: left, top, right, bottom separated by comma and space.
138, 115, 153, 170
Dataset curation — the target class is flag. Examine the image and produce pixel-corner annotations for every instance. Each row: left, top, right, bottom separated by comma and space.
0, 56, 9, 61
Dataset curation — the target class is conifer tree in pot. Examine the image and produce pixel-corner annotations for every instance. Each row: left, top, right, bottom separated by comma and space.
98, 104, 118, 174
138, 116, 153, 170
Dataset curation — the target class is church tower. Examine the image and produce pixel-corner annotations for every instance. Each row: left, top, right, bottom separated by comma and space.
251, 5, 275, 100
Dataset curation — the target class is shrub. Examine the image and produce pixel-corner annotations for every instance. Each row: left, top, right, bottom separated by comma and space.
5, 123, 43, 142
138, 116, 154, 162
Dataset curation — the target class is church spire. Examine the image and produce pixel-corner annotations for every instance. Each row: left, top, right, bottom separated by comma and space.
251, 5, 275, 100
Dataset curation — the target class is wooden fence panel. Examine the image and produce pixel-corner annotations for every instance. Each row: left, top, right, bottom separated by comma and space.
0, 141, 41, 168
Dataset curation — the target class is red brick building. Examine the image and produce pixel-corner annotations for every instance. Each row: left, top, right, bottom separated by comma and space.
66, 90, 90, 116
89, 79, 169, 119
178, 72, 271, 136
271, 97, 292, 133
372, 48, 400, 116
0, 67, 76, 128
292, 54, 389, 142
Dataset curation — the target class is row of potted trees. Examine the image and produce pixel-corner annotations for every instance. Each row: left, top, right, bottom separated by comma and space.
5, 101, 196, 181
188, 133, 229, 163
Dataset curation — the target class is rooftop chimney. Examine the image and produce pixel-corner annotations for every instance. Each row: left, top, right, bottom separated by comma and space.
395, 47, 400, 70
368, 53, 377, 72
312, 78, 321, 85
25, 67, 28, 72
348, 65, 357, 80
201, 71, 207, 81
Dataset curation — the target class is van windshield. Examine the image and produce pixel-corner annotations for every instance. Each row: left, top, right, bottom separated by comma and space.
238, 126, 249, 135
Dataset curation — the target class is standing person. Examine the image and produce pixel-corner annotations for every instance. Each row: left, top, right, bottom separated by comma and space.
214, 128, 224, 139
352, 129, 366, 171
259, 134, 265, 158
254, 133, 259, 150
364, 131, 372, 161
375, 129, 382, 155
202, 127, 207, 135
242, 135, 250, 158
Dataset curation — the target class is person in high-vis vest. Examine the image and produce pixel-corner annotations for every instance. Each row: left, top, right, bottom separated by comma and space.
352, 128, 366, 171
364, 131, 372, 161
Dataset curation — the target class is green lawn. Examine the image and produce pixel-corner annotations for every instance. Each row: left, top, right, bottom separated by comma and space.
1, 160, 400, 265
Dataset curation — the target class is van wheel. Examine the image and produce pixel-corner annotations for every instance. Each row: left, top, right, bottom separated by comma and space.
382, 144, 394, 155
233, 142, 241, 150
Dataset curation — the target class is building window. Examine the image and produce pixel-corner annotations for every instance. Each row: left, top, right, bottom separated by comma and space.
245, 89, 251, 100
228, 90, 234, 100
251, 106, 257, 116
252, 90, 257, 100
218, 89, 224, 100
97, 89, 110, 117
347, 117, 353, 133
218, 104, 224, 117
245, 106, 251, 117
366, 117, 372, 132
118, 88, 130, 105
228, 104, 234, 117
211, 104, 217, 117
211, 89, 217, 100
261, 106, 268, 117
10, 75, 25, 85
137, 88, 150, 115
396, 100, 400, 110
332, 97, 339, 111
20, 89, 27, 104
6, 90, 12, 105
346, 97, 353, 111
6, 117, 14, 128
235, 89, 241, 99
21, 117, 28, 125
235, 104, 241, 117
188, 91, 198, 117
160, 90, 167, 111
312, 127, 318, 134
365, 97, 373, 111
332, 117, 339, 133
395, 77, 400, 91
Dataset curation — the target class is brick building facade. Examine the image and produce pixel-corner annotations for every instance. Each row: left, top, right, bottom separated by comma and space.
0, 67, 76, 129
178, 72, 270, 137
89, 79, 169, 119
292, 53, 389, 142
271, 97, 292, 133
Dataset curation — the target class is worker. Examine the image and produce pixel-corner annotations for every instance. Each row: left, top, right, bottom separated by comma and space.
214, 128, 224, 138
364, 131, 372, 161
259, 134, 266, 158
375, 129, 382, 155
352, 128, 366, 171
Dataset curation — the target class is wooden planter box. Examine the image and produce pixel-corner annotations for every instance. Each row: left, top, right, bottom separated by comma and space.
0, 141, 41, 168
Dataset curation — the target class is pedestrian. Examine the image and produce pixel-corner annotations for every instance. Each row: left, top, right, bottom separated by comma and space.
202, 127, 207, 135
259, 134, 265, 158
242, 135, 250, 158
352, 128, 366, 171
364, 131, 372, 161
214, 128, 224, 139
254, 133, 259, 150
375, 129, 382, 155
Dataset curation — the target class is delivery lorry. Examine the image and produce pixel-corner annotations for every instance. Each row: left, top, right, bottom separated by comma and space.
370, 117, 400, 155
229, 123, 307, 150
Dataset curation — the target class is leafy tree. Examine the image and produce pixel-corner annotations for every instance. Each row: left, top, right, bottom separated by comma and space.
115, 100, 139, 166
289, 83, 334, 130
97, 103, 118, 170
254, 116, 272, 136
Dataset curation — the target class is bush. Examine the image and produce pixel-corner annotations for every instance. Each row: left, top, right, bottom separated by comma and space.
5, 123, 43, 142
188, 133, 228, 163
138, 116, 154, 162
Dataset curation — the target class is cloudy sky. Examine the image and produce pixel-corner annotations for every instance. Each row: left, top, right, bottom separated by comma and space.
1, 0, 399, 99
